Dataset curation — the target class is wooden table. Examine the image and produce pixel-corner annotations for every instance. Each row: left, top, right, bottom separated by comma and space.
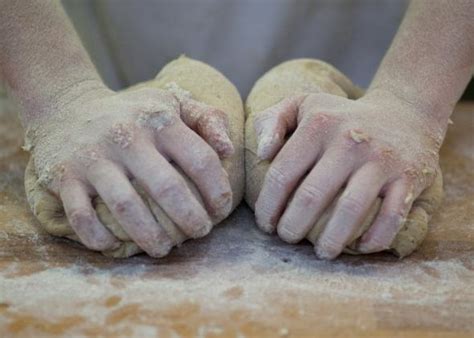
0, 95, 473, 338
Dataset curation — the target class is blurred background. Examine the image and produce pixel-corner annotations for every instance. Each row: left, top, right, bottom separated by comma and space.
463, 81, 473, 100
60, 0, 472, 99
1, 0, 472, 99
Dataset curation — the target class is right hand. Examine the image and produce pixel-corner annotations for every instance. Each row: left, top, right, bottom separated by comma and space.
28, 83, 234, 257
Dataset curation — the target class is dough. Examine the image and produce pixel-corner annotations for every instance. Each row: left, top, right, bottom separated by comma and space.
244, 59, 443, 257
25, 56, 245, 258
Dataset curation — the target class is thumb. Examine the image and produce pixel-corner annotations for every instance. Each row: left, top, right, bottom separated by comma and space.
254, 95, 305, 160
181, 98, 234, 158
167, 83, 234, 158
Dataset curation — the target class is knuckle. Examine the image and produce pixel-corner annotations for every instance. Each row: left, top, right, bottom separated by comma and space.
111, 196, 135, 215
192, 151, 219, 175
383, 211, 406, 229
339, 196, 364, 215
402, 166, 425, 187
52, 163, 83, 192
296, 185, 325, 207
266, 166, 289, 188
53, 162, 69, 181
69, 209, 95, 228
136, 100, 179, 133
346, 128, 371, 144
403, 162, 437, 188
400, 170, 417, 187
371, 147, 395, 163
303, 113, 334, 132
318, 234, 341, 253
109, 123, 135, 149
85, 235, 114, 252
154, 179, 185, 201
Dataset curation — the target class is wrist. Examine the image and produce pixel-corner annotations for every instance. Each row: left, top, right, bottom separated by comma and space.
363, 86, 451, 131
50, 78, 112, 112
22, 77, 112, 129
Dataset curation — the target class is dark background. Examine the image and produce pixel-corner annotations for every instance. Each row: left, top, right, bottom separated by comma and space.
462, 79, 474, 100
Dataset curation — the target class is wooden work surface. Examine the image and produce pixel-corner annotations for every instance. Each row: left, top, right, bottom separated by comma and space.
0, 94, 473, 338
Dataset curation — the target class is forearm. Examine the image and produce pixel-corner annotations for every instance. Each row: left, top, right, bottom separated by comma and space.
0, 0, 106, 126
368, 0, 474, 126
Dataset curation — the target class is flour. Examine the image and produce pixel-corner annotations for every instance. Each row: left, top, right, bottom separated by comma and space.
136, 100, 177, 133
110, 123, 134, 149
1, 211, 472, 336
349, 129, 370, 143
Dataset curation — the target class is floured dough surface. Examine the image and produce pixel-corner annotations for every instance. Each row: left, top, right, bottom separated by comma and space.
25, 56, 245, 258
244, 59, 443, 257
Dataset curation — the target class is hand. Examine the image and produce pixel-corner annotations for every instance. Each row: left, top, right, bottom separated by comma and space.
28, 83, 233, 257
254, 89, 445, 259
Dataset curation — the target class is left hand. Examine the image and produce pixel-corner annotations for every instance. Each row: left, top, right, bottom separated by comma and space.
253, 89, 445, 259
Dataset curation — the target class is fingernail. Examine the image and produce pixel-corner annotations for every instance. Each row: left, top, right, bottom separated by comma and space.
148, 243, 173, 258
277, 226, 300, 244
356, 242, 371, 253
357, 241, 390, 254
211, 191, 233, 221
314, 245, 334, 260
260, 223, 275, 234
193, 222, 213, 238
314, 240, 339, 260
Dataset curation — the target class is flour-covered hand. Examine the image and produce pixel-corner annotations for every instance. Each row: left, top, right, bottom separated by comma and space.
254, 90, 446, 259
28, 84, 233, 257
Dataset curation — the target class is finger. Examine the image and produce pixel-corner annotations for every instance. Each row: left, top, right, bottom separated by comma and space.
357, 178, 416, 253
123, 140, 213, 238
254, 95, 305, 160
60, 179, 119, 251
315, 163, 387, 260
159, 121, 233, 221
277, 149, 355, 244
87, 161, 173, 258
254, 120, 324, 233
180, 98, 234, 158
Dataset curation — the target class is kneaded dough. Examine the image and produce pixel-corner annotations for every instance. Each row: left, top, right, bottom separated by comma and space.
244, 59, 443, 257
25, 56, 245, 258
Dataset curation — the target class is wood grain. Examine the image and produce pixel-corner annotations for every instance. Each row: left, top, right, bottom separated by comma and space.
0, 94, 472, 337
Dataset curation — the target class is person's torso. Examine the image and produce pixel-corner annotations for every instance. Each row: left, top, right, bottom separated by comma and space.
62, 0, 408, 96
